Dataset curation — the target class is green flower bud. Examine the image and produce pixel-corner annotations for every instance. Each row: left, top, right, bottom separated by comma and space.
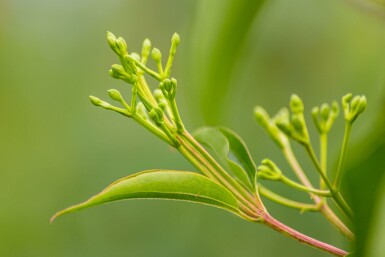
290, 94, 304, 114
158, 102, 167, 111
107, 89, 123, 102
254, 106, 270, 128
342, 93, 353, 111
350, 96, 360, 111
130, 52, 141, 62
331, 101, 339, 118
356, 96, 367, 114
311, 106, 322, 133
320, 103, 330, 122
160, 78, 177, 100
291, 114, 304, 132
151, 48, 162, 62
111, 64, 126, 75
136, 102, 148, 120
172, 32, 180, 46
141, 38, 152, 64
153, 89, 164, 101
106, 31, 118, 53
89, 95, 103, 106
275, 108, 293, 136
116, 37, 128, 55
342, 93, 367, 123
89, 96, 111, 108
257, 159, 282, 181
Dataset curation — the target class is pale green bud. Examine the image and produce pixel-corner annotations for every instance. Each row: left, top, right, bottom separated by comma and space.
357, 96, 367, 114
136, 102, 148, 120
171, 32, 180, 46
257, 159, 282, 181
311, 106, 322, 133
291, 115, 304, 132
89, 95, 103, 106
141, 38, 152, 64
342, 93, 353, 111
290, 94, 304, 114
89, 96, 110, 108
116, 37, 127, 55
331, 101, 339, 118
320, 103, 330, 122
153, 89, 164, 101
111, 64, 126, 75
149, 107, 164, 124
107, 89, 123, 102
107, 31, 119, 53
254, 106, 270, 128
342, 93, 367, 123
160, 78, 177, 100
351, 96, 360, 111
275, 108, 292, 136
151, 48, 162, 62
130, 52, 141, 62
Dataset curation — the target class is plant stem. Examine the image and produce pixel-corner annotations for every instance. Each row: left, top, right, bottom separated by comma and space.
280, 176, 331, 197
132, 114, 174, 145
334, 123, 352, 189
258, 184, 318, 212
305, 144, 353, 219
134, 59, 162, 81
283, 146, 354, 240
262, 213, 348, 256
320, 133, 328, 190
176, 136, 261, 219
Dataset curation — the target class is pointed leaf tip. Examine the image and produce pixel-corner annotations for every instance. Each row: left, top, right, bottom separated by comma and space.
51, 170, 241, 222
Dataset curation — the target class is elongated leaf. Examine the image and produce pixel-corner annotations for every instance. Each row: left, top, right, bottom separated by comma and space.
51, 170, 240, 222
193, 127, 257, 192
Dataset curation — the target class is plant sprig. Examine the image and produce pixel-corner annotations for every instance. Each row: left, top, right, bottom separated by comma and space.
50, 31, 368, 257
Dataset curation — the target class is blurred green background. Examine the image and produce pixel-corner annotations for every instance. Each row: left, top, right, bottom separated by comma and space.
1, 0, 385, 256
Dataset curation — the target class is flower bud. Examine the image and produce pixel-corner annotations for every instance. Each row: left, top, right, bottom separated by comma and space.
89, 96, 110, 108
89, 95, 103, 106
311, 106, 322, 133
331, 101, 339, 118
254, 106, 270, 128
160, 78, 177, 100
107, 89, 123, 102
107, 31, 119, 53
320, 103, 330, 122
130, 52, 141, 62
290, 94, 304, 114
342, 93, 367, 123
136, 102, 148, 120
141, 38, 151, 64
116, 37, 128, 55
172, 33, 180, 47
257, 159, 282, 181
151, 48, 162, 62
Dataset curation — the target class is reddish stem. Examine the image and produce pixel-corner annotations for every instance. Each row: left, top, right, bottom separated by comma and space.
262, 213, 348, 256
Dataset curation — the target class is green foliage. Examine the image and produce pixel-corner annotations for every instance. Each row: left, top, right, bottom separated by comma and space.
51, 170, 241, 222
194, 127, 257, 192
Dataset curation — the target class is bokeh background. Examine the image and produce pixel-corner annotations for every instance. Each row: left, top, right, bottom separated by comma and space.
1, 0, 385, 256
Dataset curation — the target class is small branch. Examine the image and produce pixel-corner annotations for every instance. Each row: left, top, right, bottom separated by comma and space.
320, 133, 328, 190
262, 214, 349, 256
280, 176, 332, 197
334, 123, 352, 189
305, 144, 354, 219
258, 184, 318, 212
283, 146, 354, 239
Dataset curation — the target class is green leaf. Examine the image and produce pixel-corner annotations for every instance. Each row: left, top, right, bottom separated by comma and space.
51, 170, 240, 222
193, 127, 257, 192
